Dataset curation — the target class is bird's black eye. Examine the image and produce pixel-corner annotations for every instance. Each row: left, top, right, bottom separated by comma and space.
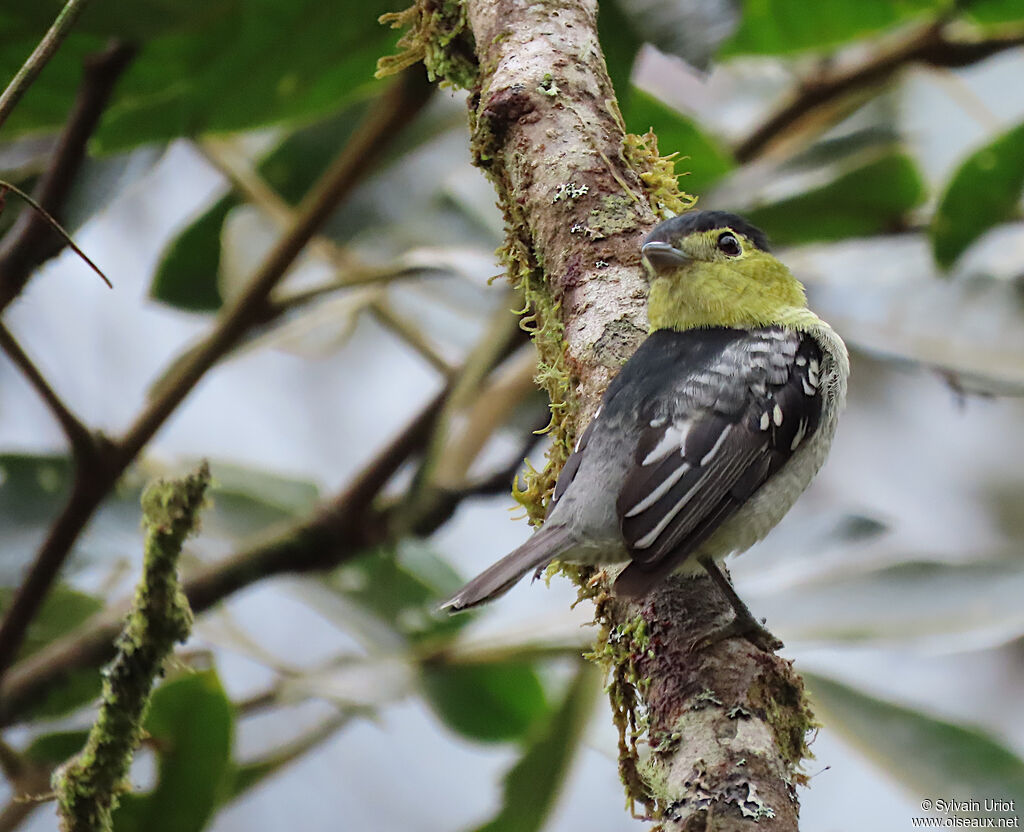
717, 232, 741, 257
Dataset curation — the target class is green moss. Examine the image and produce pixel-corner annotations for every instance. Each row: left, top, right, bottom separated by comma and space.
376, 0, 478, 89
748, 670, 817, 783
623, 130, 698, 220
54, 465, 209, 832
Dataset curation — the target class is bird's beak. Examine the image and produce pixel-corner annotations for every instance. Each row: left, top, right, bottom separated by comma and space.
641, 241, 691, 274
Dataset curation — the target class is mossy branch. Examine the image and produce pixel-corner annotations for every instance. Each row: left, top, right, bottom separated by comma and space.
381, 0, 811, 828
53, 464, 210, 832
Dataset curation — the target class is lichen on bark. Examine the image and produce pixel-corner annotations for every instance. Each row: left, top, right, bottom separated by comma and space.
376, 1, 813, 828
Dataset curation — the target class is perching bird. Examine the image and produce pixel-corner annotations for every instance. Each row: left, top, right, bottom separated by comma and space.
442, 210, 848, 648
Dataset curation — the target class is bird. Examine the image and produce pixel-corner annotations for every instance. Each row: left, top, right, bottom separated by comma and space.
441, 210, 848, 649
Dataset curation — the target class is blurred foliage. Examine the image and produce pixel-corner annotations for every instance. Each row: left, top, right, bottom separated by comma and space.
931, 121, 1024, 269
808, 673, 1024, 814
2, 0, 1024, 830
112, 671, 233, 832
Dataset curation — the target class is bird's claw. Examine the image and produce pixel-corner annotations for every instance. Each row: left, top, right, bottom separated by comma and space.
689, 615, 783, 654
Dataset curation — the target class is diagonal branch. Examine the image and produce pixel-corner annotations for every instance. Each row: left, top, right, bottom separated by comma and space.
0, 0, 98, 132
734, 23, 1024, 163
0, 40, 136, 310
0, 321, 95, 459
0, 69, 434, 687
0, 330, 530, 728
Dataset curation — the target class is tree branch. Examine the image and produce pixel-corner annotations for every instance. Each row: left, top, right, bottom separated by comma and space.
0, 40, 136, 310
0, 0, 98, 133
54, 465, 207, 832
0, 326, 528, 728
0, 321, 95, 459
450, 0, 811, 826
0, 69, 434, 687
735, 23, 1024, 163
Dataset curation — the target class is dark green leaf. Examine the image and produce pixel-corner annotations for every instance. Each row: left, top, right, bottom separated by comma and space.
721, 0, 943, 56
423, 661, 548, 744
744, 152, 926, 245
150, 101, 367, 310
930, 121, 1024, 269
64, 146, 166, 234
151, 196, 235, 310
0, 584, 104, 719
807, 673, 1024, 812
22, 730, 90, 766
623, 89, 734, 194
473, 665, 599, 832
0, 586, 103, 658
598, 0, 643, 108
0, 0, 397, 150
113, 671, 234, 832
962, 0, 1024, 24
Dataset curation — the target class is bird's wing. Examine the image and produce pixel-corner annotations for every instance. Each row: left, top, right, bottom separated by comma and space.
616, 327, 824, 581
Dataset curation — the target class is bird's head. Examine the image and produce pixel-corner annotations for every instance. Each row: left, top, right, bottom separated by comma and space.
641, 211, 808, 332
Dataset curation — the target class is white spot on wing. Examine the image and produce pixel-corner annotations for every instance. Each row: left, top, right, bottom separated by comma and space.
624, 463, 690, 517
791, 419, 807, 450
772, 404, 783, 426
808, 359, 820, 386
633, 469, 712, 548
699, 425, 732, 467
759, 412, 770, 431
802, 378, 816, 396
642, 422, 690, 466
796, 356, 807, 366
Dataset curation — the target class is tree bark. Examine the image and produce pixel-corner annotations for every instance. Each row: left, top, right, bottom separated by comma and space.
426, 0, 816, 827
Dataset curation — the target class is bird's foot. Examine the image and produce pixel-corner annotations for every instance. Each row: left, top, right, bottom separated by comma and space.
690, 614, 783, 654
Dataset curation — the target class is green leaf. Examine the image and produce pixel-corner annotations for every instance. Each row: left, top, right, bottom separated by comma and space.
598, 0, 643, 108
0, 585, 103, 658
0, 454, 320, 575
721, 0, 944, 56
0, 584, 106, 720
205, 461, 320, 538
806, 673, 1024, 812
961, 0, 1024, 24
473, 664, 600, 832
423, 660, 549, 744
327, 541, 469, 644
0, 583, 101, 719
0, 0, 397, 150
744, 152, 926, 245
623, 89, 734, 194
930, 121, 1024, 269
151, 197, 235, 310
113, 671, 234, 832
22, 730, 90, 766
150, 100, 367, 310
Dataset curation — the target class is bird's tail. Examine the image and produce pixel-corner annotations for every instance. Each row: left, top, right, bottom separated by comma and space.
440, 524, 574, 613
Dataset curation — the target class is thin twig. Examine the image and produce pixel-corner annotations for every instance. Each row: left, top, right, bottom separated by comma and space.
0, 40, 135, 310
116, 70, 434, 466
0, 70, 434, 688
0, 0, 97, 132
199, 138, 453, 373
0, 322, 95, 459
734, 25, 1024, 162
0, 320, 527, 728
0, 181, 111, 288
